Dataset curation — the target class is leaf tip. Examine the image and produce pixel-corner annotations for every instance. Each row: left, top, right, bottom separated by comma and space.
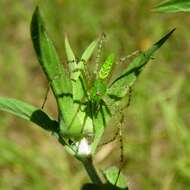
65, 33, 69, 43
154, 28, 176, 47
32, 6, 40, 19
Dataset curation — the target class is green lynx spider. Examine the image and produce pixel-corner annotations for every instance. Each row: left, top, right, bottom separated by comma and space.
42, 32, 134, 145
40, 32, 134, 176
30, 7, 175, 158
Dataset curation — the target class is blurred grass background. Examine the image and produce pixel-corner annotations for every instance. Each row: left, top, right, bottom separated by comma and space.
0, 0, 189, 189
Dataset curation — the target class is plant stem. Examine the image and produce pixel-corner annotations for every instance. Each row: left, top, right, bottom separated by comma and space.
81, 157, 102, 185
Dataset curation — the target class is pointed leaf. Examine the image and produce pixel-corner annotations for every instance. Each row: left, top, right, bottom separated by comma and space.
71, 39, 98, 82
75, 39, 98, 81
31, 7, 83, 135
63, 40, 100, 138
81, 39, 98, 62
0, 98, 58, 132
65, 35, 76, 62
65, 35, 76, 74
31, 7, 72, 95
103, 166, 128, 190
155, 0, 190, 13
107, 28, 175, 98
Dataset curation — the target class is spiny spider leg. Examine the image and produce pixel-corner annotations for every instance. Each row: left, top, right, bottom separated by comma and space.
67, 75, 89, 130
67, 57, 86, 65
68, 57, 92, 86
114, 87, 134, 186
117, 50, 140, 65
98, 86, 133, 147
98, 126, 120, 147
41, 70, 70, 109
81, 59, 91, 83
108, 50, 140, 87
41, 82, 50, 109
95, 32, 106, 75
126, 86, 133, 107
72, 59, 92, 86
114, 113, 124, 187
68, 99, 87, 130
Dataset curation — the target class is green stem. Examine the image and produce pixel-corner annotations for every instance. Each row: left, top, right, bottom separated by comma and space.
81, 157, 102, 185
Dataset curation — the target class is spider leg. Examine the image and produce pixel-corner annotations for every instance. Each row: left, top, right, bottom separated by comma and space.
99, 126, 120, 147
41, 82, 50, 109
41, 69, 71, 109
114, 112, 124, 187
68, 98, 87, 130
114, 87, 134, 186
119, 50, 140, 63
98, 86, 133, 147
126, 86, 133, 108
95, 32, 106, 75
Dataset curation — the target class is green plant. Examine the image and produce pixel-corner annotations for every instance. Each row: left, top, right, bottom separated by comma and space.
155, 0, 190, 12
0, 6, 175, 189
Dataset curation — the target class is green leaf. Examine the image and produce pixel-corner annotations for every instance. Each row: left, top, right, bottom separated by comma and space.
91, 104, 111, 154
154, 0, 190, 13
65, 35, 76, 62
0, 97, 58, 133
107, 28, 175, 98
31, 7, 71, 114
72, 39, 98, 99
31, 7, 84, 137
65, 35, 76, 76
81, 39, 98, 62
31, 7, 72, 96
68, 39, 99, 140
74, 39, 98, 81
103, 166, 128, 190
